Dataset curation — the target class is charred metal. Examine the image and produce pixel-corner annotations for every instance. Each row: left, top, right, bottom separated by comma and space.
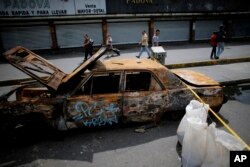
0, 46, 225, 131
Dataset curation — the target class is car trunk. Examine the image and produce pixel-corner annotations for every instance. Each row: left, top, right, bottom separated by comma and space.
171, 69, 220, 86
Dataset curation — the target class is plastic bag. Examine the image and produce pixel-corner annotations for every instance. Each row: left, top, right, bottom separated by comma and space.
201, 123, 245, 167
177, 100, 209, 144
182, 117, 208, 167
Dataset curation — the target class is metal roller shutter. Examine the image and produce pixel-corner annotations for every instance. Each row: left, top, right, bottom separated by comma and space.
233, 19, 250, 38
1, 26, 51, 50
107, 22, 148, 45
155, 21, 189, 42
195, 20, 223, 40
56, 24, 102, 48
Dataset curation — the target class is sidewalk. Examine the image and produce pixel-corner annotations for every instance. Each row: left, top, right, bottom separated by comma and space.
1, 42, 250, 86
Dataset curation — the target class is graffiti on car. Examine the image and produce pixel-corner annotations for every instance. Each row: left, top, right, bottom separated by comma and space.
67, 101, 120, 127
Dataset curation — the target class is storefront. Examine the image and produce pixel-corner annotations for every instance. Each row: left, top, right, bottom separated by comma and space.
107, 21, 148, 45
0, 0, 249, 51
233, 19, 250, 38
1, 25, 52, 50
56, 23, 103, 48
195, 20, 223, 40
155, 21, 190, 42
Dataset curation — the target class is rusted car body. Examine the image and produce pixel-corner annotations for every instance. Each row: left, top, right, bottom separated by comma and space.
0, 46, 225, 130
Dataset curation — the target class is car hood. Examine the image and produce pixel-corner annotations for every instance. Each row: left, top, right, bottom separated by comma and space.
3, 46, 108, 91
171, 69, 220, 86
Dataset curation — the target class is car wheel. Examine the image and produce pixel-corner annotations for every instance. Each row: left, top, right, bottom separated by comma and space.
166, 110, 184, 121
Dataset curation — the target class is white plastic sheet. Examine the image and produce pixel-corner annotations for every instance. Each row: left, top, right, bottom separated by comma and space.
177, 100, 246, 167
182, 117, 208, 167
201, 123, 245, 167
177, 100, 209, 145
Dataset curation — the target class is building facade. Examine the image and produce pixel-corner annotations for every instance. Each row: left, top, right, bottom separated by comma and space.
0, 0, 250, 51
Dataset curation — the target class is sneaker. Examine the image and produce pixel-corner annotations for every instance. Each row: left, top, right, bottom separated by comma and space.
215, 56, 219, 59
147, 56, 151, 59
136, 56, 140, 58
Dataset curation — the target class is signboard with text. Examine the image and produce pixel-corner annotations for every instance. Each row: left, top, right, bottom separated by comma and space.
1, 0, 249, 17
75, 0, 106, 15
106, 0, 250, 14
0, 0, 106, 17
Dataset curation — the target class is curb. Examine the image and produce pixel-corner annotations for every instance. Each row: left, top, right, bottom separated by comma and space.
166, 57, 250, 69
220, 78, 250, 86
1, 57, 250, 87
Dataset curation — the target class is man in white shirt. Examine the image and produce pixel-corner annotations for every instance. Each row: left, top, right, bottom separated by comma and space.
106, 33, 120, 57
152, 29, 160, 46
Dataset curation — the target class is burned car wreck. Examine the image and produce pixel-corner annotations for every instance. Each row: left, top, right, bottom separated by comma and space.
0, 46, 225, 131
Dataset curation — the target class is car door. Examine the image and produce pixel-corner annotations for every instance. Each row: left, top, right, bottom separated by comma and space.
64, 71, 123, 128
122, 70, 167, 123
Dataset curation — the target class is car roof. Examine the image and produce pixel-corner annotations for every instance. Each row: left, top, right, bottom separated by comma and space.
91, 58, 184, 89
92, 58, 167, 71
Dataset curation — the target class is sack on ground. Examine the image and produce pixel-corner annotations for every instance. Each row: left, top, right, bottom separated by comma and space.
201, 123, 245, 167
182, 117, 208, 167
177, 100, 209, 144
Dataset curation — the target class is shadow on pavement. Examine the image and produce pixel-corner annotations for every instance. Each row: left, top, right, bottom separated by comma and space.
0, 114, 181, 167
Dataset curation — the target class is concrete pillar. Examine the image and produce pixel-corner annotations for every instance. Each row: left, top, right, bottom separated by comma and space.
49, 21, 59, 50
0, 34, 4, 53
224, 19, 233, 40
102, 18, 108, 45
189, 20, 196, 42
149, 17, 155, 44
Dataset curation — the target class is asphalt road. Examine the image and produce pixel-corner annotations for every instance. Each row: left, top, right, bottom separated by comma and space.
0, 84, 249, 167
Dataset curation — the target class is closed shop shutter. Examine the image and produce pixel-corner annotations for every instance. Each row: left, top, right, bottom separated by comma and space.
195, 20, 222, 40
155, 21, 189, 42
1, 26, 51, 50
233, 19, 250, 38
107, 22, 148, 45
56, 24, 102, 48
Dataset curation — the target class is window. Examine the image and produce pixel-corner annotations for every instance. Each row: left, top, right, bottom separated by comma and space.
77, 72, 121, 95
149, 76, 162, 91
125, 72, 151, 91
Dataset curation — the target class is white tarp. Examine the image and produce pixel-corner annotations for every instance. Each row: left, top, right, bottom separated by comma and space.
177, 100, 245, 167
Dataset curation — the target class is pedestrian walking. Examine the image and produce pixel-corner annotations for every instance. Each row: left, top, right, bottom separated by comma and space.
152, 29, 160, 46
216, 25, 226, 59
136, 30, 151, 59
210, 31, 217, 59
105, 33, 120, 58
83, 34, 93, 61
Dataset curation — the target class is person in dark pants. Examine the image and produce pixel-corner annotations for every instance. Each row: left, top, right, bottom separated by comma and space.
216, 25, 226, 59
210, 32, 217, 59
83, 34, 93, 61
